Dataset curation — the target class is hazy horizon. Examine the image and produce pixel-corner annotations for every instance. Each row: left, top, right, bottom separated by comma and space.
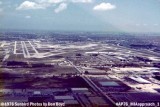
0, 0, 160, 33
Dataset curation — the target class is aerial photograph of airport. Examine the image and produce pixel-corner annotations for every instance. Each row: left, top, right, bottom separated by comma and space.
0, 0, 160, 107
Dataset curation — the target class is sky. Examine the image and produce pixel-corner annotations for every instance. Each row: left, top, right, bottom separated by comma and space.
0, 0, 160, 32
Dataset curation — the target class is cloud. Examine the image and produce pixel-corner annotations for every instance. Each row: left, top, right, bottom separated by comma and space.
143, 23, 148, 26
71, 0, 92, 3
16, 1, 45, 10
45, 0, 65, 3
154, 24, 159, 26
16, 0, 92, 13
93, 2, 116, 11
54, 3, 67, 13
36, 0, 64, 3
36, 0, 92, 4
0, 8, 3, 16
25, 15, 31, 19
0, 1, 2, 5
16, 0, 66, 11
0, 8, 3, 12
135, 24, 140, 26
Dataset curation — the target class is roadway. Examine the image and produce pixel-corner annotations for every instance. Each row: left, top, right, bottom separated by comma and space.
68, 60, 116, 106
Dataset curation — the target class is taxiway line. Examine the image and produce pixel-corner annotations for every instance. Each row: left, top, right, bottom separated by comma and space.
28, 41, 39, 54
21, 41, 27, 58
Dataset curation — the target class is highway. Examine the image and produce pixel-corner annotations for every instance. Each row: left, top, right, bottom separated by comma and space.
68, 60, 116, 106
